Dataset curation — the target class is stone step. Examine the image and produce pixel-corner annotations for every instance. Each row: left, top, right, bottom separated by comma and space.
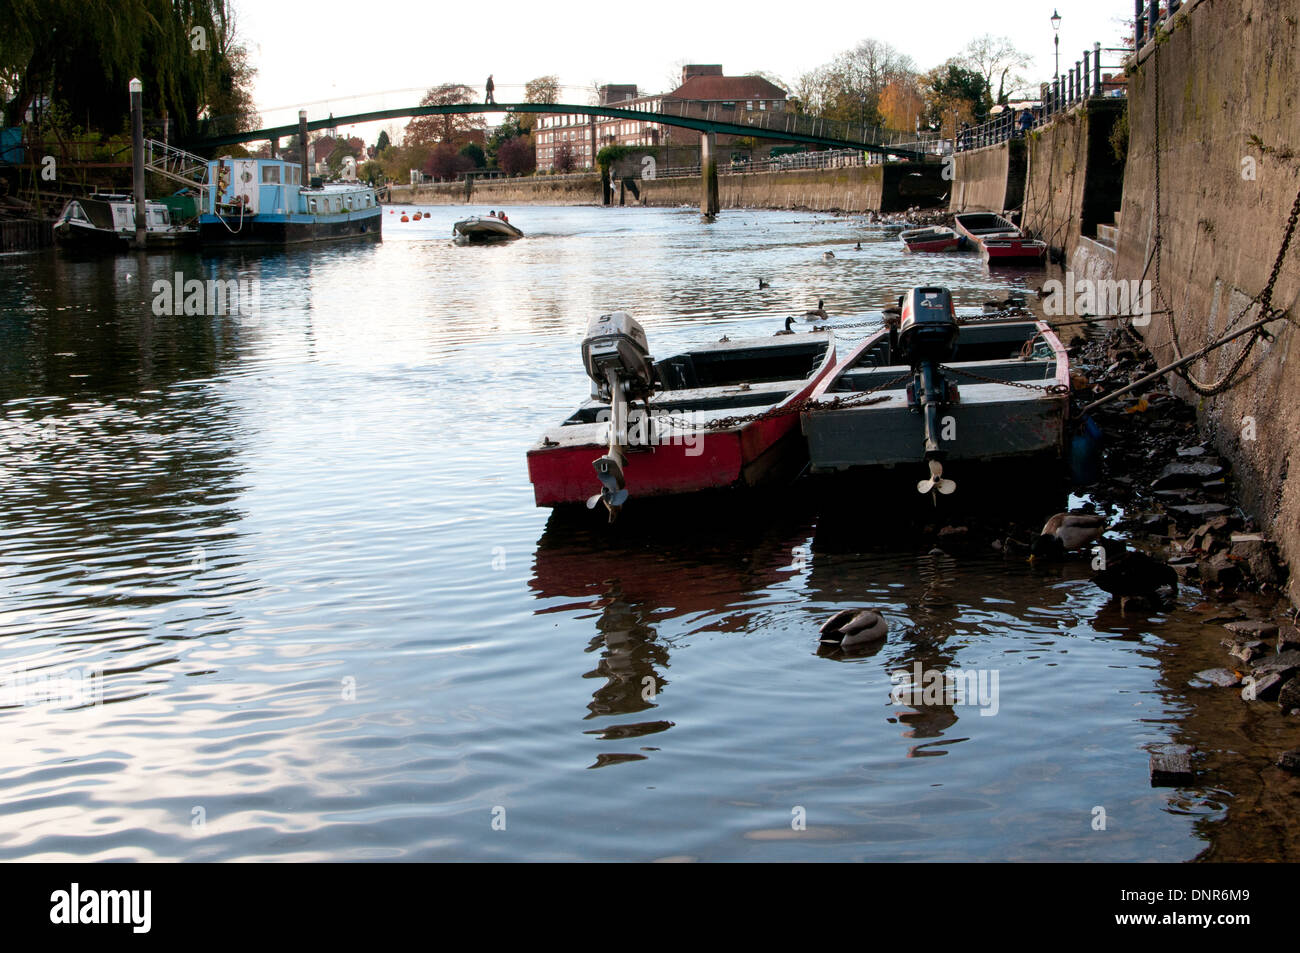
1097, 223, 1120, 246
1112, 209, 1122, 227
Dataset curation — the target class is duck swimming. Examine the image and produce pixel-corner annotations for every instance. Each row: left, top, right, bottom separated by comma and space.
1091, 539, 1179, 609
819, 609, 888, 650
804, 299, 828, 321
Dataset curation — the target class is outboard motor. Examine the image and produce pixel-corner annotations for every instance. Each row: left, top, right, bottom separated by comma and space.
898, 287, 961, 498
580, 312, 655, 520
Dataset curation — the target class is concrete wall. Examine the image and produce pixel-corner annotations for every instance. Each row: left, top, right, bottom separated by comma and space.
950, 139, 1025, 213
638, 163, 946, 213
388, 173, 603, 206
1022, 99, 1125, 262
1116, 0, 1300, 600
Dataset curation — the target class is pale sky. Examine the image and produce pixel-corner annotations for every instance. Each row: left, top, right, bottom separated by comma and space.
236, 0, 1132, 142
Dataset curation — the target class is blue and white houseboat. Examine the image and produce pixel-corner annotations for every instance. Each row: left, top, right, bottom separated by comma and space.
198, 157, 381, 246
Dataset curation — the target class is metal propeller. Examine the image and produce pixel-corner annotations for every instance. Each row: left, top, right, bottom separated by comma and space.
916, 458, 956, 497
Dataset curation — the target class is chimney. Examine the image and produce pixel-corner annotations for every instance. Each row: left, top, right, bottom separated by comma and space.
681, 64, 723, 85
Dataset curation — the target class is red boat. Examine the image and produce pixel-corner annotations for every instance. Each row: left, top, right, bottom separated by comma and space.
900, 226, 966, 254
953, 212, 1047, 265
527, 313, 836, 518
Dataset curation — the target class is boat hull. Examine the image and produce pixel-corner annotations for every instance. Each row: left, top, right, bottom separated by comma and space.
199, 208, 382, 247
901, 227, 965, 254
454, 217, 523, 243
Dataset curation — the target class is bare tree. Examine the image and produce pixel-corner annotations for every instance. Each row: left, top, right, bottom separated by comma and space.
959, 35, 1033, 104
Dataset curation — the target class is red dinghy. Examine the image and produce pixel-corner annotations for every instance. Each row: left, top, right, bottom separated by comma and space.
900, 226, 966, 254
527, 313, 836, 518
953, 212, 1047, 265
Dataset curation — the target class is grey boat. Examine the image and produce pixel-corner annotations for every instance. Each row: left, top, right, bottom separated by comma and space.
801, 286, 1070, 496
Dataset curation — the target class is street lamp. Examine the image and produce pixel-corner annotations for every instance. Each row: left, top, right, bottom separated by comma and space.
1052, 9, 1062, 82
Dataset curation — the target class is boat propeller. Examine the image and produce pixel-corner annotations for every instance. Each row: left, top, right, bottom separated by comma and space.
587, 450, 630, 521
916, 458, 956, 497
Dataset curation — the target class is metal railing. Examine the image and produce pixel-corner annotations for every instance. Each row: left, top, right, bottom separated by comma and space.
1135, 0, 1184, 48
954, 40, 1128, 152
647, 100, 917, 149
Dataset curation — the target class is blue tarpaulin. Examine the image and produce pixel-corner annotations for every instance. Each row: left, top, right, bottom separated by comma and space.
0, 128, 22, 165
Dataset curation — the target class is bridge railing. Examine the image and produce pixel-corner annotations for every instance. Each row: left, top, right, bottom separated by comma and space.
954, 40, 1128, 153
649, 100, 916, 149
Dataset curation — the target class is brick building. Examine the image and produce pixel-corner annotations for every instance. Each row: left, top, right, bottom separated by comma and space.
534, 66, 787, 171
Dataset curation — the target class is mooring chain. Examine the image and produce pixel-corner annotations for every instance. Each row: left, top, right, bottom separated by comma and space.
1143, 38, 1300, 398
939, 364, 1069, 395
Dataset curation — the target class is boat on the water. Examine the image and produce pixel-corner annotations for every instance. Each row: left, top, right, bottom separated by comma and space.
527, 312, 836, 518
801, 286, 1069, 496
52, 193, 198, 250
953, 212, 1047, 265
900, 226, 966, 254
453, 215, 523, 243
198, 157, 381, 246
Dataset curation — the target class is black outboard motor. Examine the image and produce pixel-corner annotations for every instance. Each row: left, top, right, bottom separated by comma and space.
898, 287, 960, 497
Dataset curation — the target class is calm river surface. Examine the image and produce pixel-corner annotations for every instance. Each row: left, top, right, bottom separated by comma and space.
1, 205, 1292, 861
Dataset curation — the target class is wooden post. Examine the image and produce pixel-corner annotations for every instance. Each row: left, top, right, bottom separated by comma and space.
299, 110, 310, 187
130, 78, 146, 249
700, 131, 719, 220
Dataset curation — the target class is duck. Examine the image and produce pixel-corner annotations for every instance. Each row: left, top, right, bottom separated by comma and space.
1091, 539, 1179, 608
823, 251, 836, 260
804, 299, 828, 321
1030, 512, 1108, 559
855, 242, 863, 250
758, 277, 770, 289
775, 315, 797, 336
819, 609, 888, 650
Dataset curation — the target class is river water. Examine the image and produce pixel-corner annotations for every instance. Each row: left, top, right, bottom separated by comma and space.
1, 205, 1294, 861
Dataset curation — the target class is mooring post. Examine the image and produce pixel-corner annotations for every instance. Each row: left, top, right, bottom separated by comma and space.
299, 110, 310, 187
1094, 42, 1103, 95
700, 131, 719, 220
130, 78, 146, 249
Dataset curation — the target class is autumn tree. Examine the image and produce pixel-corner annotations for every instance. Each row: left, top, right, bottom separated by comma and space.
497, 135, 535, 176
424, 141, 473, 180
404, 83, 485, 148
794, 38, 917, 128
518, 74, 560, 133
923, 62, 991, 137
878, 77, 925, 135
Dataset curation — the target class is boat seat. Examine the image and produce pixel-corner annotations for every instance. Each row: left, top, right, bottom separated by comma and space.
656, 357, 700, 390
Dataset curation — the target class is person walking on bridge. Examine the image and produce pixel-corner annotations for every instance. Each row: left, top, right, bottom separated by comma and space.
485, 75, 496, 106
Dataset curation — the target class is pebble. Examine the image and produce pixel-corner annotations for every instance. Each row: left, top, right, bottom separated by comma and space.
1225, 639, 1268, 663
1278, 677, 1300, 711
1278, 749, 1300, 773
1224, 619, 1280, 639
1253, 649, 1300, 681
1244, 671, 1285, 701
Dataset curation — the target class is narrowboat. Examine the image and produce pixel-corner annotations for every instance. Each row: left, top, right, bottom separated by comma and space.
801, 287, 1069, 496
900, 226, 966, 253
198, 157, 382, 246
52, 193, 198, 250
527, 312, 835, 519
453, 215, 523, 243
953, 212, 1047, 265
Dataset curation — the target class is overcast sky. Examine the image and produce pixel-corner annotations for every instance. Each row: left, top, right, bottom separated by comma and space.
237, 0, 1133, 141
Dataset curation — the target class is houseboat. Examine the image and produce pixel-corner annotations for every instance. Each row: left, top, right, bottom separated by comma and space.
198, 157, 382, 246
527, 312, 835, 519
52, 193, 198, 250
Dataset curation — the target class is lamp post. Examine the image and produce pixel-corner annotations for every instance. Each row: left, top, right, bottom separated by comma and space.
1052, 9, 1062, 82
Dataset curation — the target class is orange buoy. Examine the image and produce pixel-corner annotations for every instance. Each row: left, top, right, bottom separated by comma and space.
400, 215, 409, 222
413, 212, 422, 220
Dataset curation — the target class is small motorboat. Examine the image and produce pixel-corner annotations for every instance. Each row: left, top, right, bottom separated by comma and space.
527, 313, 836, 518
453, 215, 523, 243
953, 212, 1047, 265
900, 226, 966, 254
801, 286, 1069, 496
